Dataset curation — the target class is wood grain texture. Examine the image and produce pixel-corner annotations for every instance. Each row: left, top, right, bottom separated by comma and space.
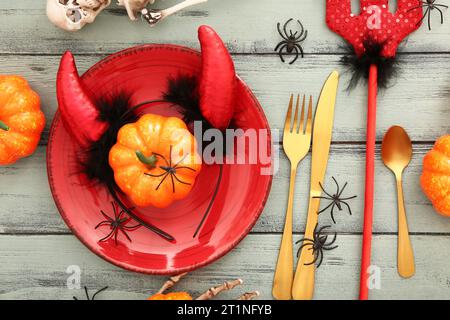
1, 144, 449, 235
0, 54, 449, 143
1, 234, 450, 300
0, 1, 449, 54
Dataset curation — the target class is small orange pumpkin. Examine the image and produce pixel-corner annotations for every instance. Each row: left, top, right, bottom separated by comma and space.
420, 135, 450, 216
147, 292, 193, 300
0, 75, 45, 165
109, 114, 201, 208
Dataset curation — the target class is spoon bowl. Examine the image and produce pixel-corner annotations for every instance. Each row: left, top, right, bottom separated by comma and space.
382, 126, 412, 176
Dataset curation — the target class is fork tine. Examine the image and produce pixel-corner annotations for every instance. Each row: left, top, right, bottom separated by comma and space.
299, 94, 305, 133
284, 94, 294, 132
306, 95, 313, 134
293, 94, 300, 133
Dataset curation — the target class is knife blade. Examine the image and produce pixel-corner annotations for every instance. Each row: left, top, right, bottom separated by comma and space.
292, 70, 339, 300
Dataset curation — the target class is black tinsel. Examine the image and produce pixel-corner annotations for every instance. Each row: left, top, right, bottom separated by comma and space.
340, 41, 400, 90
82, 93, 137, 187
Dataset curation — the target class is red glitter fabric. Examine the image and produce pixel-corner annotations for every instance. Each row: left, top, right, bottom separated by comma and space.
326, 0, 423, 58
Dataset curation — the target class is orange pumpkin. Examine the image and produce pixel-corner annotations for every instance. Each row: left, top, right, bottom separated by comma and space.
420, 135, 450, 216
147, 292, 193, 300
109, 114, 202, 208
0, 75, 45, 165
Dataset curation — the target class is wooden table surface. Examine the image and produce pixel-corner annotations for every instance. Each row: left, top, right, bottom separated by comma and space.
1, 0, 449, 300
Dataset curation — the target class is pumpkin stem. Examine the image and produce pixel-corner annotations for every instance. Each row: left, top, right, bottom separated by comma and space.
136, 150, 157, 167
0, 120, 9, 131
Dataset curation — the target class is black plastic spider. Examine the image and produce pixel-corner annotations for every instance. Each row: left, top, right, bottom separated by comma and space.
408, 0, 448, 30
95, 201, 141, 245
314, 177, 357, 224
73, 286, 108, 300
275, 18, 308, 65
145, 145, 197, 193
296, 224, 338, 268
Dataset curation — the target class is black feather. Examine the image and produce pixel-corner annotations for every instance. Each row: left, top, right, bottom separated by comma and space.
163, 74, 229, 157
340, 41, 400, 90
163, 74, 214, 131
81, 93, 137, 186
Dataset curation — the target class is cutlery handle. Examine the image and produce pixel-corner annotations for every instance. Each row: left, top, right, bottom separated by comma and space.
292, 196, 320, 300
396, 178, 415, 278
272, 168, 296, 300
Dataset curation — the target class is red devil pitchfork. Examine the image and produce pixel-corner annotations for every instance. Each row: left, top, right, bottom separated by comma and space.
326, 0, 423, 300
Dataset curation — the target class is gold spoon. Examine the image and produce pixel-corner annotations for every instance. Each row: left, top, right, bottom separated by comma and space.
381, 126, 415, 278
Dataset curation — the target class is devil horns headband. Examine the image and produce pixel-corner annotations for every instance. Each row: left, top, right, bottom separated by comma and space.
55, 25, 237, 241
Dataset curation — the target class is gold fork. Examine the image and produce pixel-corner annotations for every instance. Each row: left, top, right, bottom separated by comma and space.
272, 94, 313, 300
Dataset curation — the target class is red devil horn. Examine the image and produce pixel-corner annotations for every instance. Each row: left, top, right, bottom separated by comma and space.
198, 25, 236, 130
56, 51, 108, 148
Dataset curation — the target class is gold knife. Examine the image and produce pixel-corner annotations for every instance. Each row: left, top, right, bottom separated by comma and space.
291, 71, 339, 300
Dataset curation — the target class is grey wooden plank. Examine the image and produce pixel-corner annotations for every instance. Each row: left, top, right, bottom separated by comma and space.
0, 1, 449, 54
0, 54, 449, 143
1, 234, 450, 300
1, 143, 449, 235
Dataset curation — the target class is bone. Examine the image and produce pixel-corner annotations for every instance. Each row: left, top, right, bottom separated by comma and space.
141, 0, 208, 27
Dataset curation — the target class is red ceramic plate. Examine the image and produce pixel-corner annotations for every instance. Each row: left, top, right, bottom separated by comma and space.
47, 45, 272, 275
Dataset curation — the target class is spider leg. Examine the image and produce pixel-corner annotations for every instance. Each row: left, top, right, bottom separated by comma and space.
297, 20, 304, 38
91, 286, 108, 301
317, 225, 331, 235
317, 201, 334, 215
170, 173, 176, 193
152, 152, 170, 166
297, 44, 304, 59
295, 238, 314, 245
84, 286, 90, 300
114, 229, 119, 246
173, 166, 197, 172
338, 182, 349, 198
316, 250, 324, 268
330, 203, 337, 224
118, 226, 132, 242
407, 4, 424, 12
336, 201, 343, 211
100, 210, 113, 222
289, 45, 300, 65
145, 171, 168, 178
332, 176, 340, 196
99, 227, 117, 242
155, 173, 170, 190
277, 22, 289, 41
172, 174, 192, 186
297, 242, 313, 257
304, 249, 319, 266
173, 153, 189, 168
277, 44, 288, 63
283, 18, 294, 39
434, 4, 449, 8
435, 6, 445, 24
326, 232, 338, 246
428, 6, 432, 30
296, 29, 308, 42
318, 181, 334, 198
122, 222, 141, 231
275, 40, 287, 51
416, 7, 430, 26
95, 221, 111, 229
341, 201, 353, 216
339, 195, 357, 200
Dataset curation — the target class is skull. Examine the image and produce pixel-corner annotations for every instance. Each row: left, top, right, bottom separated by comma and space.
117, 0, 156, 21
46, 0, 112, 31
